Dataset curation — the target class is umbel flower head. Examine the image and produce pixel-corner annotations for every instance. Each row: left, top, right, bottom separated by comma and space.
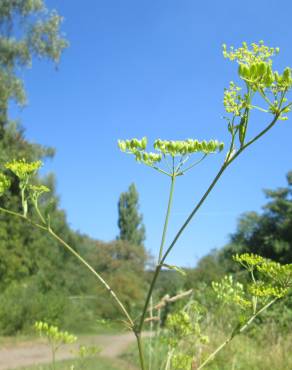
222, 41, 292, 149
118, 137, 224, 176
5, 159, 42, 180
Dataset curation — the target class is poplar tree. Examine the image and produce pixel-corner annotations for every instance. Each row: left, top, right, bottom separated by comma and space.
117, 183, 146, 246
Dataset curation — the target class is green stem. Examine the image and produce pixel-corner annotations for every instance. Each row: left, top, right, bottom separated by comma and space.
136, 333, 146, 370
34, 200, 46, 224
0, 207, 47, 231
51, 342, 56, 370
138, 265, 162, 333
137, 176, 176, 336
158, 175, 176, 263
177, 154, 207, 175
161, 163, 227, 264
197, 298, 278, 369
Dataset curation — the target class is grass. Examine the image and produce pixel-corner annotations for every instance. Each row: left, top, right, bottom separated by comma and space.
123, 326, 292, 370
0, 334, 37, 347
16, 357, 126, 370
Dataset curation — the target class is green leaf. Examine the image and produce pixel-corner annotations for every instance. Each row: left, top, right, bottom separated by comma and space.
163, 264, 186, 276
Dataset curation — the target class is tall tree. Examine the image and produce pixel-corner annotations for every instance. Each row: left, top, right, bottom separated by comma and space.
117, 183, 146, 246
220, 171, 292, 265
0, 0, 70, 299
0, 0, 68, 132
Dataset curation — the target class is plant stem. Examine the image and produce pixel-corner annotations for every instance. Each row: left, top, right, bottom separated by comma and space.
0, 207, 47, 231
136, 332, 146, 370
52, 346, 56, 370
149, 296, 153, 370
138, 265, 162, 333
158, 175, 176, 263
197, 298, 278, 369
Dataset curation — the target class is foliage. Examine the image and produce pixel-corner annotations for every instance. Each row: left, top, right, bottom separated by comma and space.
117, 183, 146, 247
220, 171, 292, 266
0, 0, 68, 128
15, 357, 124, 370
34, 321, 101, 370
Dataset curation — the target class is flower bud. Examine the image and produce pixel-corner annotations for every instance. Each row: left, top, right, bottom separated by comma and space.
257, 62, 267, 76
118, 140, 126, 152
141, 137, 147, 150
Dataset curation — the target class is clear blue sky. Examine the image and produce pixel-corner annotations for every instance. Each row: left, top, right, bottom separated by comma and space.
12, 0, 292, 266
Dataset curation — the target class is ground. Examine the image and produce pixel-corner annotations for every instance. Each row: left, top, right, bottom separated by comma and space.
0, 332, 141, 370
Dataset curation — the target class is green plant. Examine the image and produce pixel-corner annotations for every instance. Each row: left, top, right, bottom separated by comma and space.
34, 321, 77, 369
1, 41, 292, 369
72, 344, 101, 370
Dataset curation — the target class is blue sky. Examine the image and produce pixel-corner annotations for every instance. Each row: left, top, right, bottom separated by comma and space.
12, 0, 292, 266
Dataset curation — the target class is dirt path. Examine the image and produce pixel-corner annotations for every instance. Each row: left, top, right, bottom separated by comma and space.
0, 332, 143, 370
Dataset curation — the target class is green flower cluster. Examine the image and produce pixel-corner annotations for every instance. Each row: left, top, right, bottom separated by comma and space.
238, 62, 275, 88
5, 159, 42, 180
1, 159, 49, 219
233, 253, 292, 300
34, 321, 77, 344
166, 302, 209, 348
118, 137, 224, 173
0, 173, 11, 196
238, 62, 292, 92
165, 301, 208, 369
223, 82, 245, 116
77, 345, 100, 359
248, 282, 288, 299
29, 184, 50, 198
212, 275, 251, 309
223, 41, 279, 65
118, 137, 147, 152
171, 353, 193, 370
233, 253, 265, 270
118, 137, 162, 166
257, 261, 292, 288
223, 41, 292, 145
153, 138, 224, 156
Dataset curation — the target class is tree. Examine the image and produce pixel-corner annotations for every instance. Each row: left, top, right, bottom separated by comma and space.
0, 0, 68, 131
220, 171, 292, 265
117, 183, 145, 246
0, 1, 72, 333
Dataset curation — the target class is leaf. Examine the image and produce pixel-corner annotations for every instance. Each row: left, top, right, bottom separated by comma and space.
162, 264, 186, 276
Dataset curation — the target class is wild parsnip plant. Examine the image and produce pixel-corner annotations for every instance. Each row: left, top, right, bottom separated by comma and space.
162, 253, 292, 369
0, 41, 292, 369
34, 321, 77, 369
